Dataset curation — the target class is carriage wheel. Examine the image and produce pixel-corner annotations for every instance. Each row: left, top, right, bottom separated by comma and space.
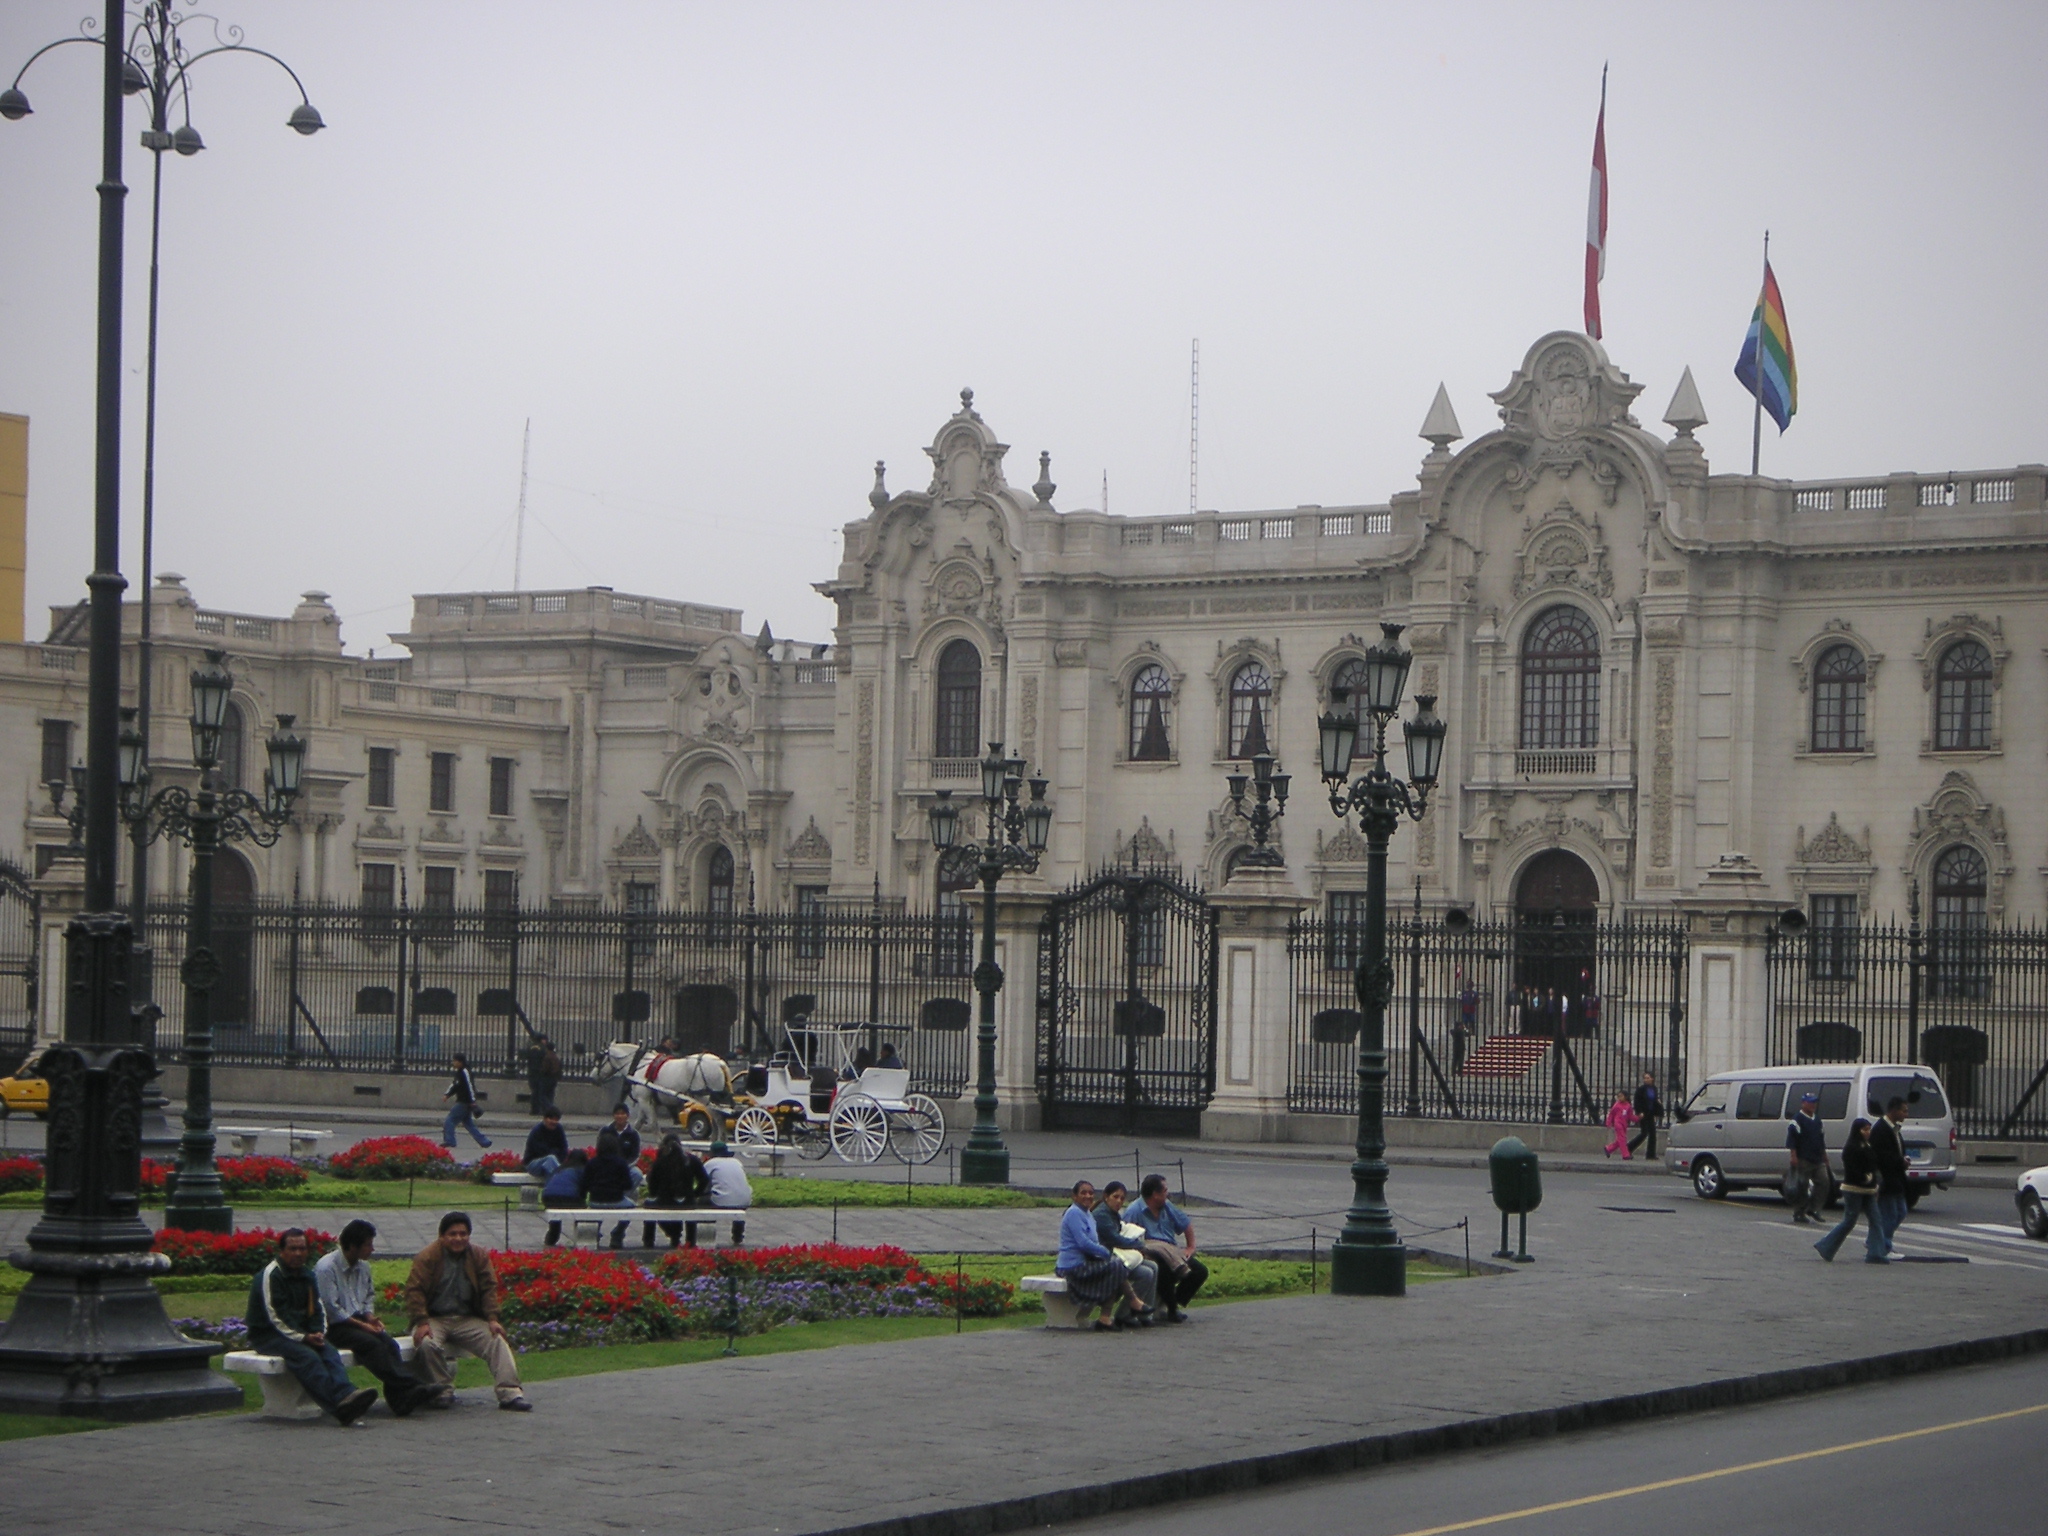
829, 1095, 888, 1164
683, 1108, 713, 1141
734, 1105, 778, 1147
793, 1121, 831, 1161
887, 1095, 946, 1165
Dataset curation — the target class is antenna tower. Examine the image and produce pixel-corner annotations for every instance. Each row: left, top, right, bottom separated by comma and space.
1188, 339, 1200, 513
512, 418, 531, 591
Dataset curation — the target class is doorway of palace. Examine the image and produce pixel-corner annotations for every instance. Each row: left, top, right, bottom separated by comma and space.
1512, 848, 1599, 1037
211, 847, 256, 1027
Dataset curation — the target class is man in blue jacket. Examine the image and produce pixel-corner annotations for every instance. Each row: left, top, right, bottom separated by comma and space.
246, 1228, 378, 1425
1786, 1091, 1831, 1223
1134, 1174, 1207, 1322
524, 1107, 569, 1177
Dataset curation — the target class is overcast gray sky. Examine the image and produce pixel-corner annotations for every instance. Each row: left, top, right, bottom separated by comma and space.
3, 1, 2044, 652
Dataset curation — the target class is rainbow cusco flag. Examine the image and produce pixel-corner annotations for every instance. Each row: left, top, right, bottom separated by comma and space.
1734, 263, 1797, 432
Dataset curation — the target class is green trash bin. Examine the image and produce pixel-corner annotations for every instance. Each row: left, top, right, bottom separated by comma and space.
1488, 1136, 1541, 1264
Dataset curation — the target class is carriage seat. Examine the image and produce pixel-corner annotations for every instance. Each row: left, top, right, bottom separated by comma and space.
853, 1066, 910, 1099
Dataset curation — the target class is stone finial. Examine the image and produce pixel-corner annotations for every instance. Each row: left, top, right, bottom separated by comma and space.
959, 387, 975, 415
868, 461, 889, 511
1663, 367, 1708, 436
1419, 384, 1463, 449
1033, 450, 1056, 505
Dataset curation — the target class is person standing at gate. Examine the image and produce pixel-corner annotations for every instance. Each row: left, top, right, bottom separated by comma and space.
1627, 1071, 1661, 1159
441, 1053, 491, 1149
1786, 1091, 1830, 1223
1454, 973, 1478, 1073
525, 1034, 560, 1118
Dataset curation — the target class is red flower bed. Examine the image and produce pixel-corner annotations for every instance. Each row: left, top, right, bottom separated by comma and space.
217, 1155, 308, 1193
329, 1135, 454, 1180
0, 1156, 42, 1195
140, 1158, 169, 1193
379, 1248, 687, 1350
656, 1242, 920, 1286
153, 1226, 336, 1275
472, 1150, 527, 1184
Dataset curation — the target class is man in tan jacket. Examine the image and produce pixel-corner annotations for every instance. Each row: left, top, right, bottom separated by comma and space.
404, 1211, 532, 1411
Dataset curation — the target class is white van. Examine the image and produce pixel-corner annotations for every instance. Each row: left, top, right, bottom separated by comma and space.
1665, 1064, 1958, 1204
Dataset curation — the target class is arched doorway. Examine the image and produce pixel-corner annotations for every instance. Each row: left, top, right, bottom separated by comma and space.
1512, 849, 1599, 1038
209, 847, 256, 1029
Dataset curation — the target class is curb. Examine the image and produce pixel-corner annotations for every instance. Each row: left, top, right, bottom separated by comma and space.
808, 1327, 2048, 1536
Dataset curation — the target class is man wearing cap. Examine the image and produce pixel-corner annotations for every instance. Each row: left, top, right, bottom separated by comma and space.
1786, 1091, 1831, 1224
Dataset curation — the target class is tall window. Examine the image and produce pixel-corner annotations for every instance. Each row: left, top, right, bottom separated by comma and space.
1520, 606, 1601, 749
706, 845, 735, 919
217, 701, 245, 790
1935, 641, 1993, 750
421, 864, 457, 942
1929, 844, 1989, 999
1810, 645, 1866, 753
366, 747, 396, 809
489, 756, 514, 817
361, 863, 395, 909
39, 719, 72, 787
1326, 890, 1366, 973
795, 885, 828, 960
1809, 893, 1859, 981
429, 751, 456, 812
933, 639, 982, 759
1228, 661, 1272, 758
624, 879, 656, 957
1128, 664, 1172, 760
934, 859, 973, 977
1328, 657, 1368, 719
483, 867, 518, 943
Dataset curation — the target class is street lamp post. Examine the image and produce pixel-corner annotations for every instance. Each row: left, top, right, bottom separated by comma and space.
120, 655, 305, 1232
1224, 750, 1290, 866
927, 743, 1054, 1185
1316, 622, 1447, 1297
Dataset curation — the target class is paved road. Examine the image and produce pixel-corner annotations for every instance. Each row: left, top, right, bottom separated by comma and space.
1070, 1350, 2048, 1536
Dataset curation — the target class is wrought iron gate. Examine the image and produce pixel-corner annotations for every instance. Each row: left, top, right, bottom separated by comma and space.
1035, 867, 1218, 1134
0, 860, 37, 1070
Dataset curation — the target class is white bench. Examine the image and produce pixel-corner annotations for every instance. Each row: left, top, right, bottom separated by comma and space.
490, 1170, 545, 1209
223, 1336, 417, 1420
537, 1204, 752, 1248
215, 1126, 332, 1158
1020, 1274, 1090, 1330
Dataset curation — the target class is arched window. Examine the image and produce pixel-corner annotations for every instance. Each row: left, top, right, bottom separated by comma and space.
706, 845, 735, 920
933, 639, 982, 760
217, 701, 246, 791
1930, 843, 1989, 999
1328, 657, 1368, 720
1519, 607, 1601, 750
1228, 661, 1272, 759
1128, 664, 1172, 760
1935, 641, 1993, 750
1810, 644, 1866, 753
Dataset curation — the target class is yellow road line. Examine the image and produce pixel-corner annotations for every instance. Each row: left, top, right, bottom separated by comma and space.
1385, 1401, 2048, 1536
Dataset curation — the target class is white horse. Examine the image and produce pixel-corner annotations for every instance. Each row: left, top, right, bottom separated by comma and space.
591, 1041, 732, 1135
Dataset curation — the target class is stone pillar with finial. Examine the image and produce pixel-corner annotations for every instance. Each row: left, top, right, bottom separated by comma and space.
1032, 451, 1055, 507
1662, 367, 1710, 516
1417, 384, 1463, 507
869, 461, 889, 513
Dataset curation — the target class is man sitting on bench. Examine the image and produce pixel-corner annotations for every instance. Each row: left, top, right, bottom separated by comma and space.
246, 1228, 378, 1426
405, 1212, 532, 1412
1133, 1174, 1207, 1323
315, 1219, 429, 1416
694, 1140, 751, 1246
641, 1133, 709, 1248
523, 1106, 569, 1178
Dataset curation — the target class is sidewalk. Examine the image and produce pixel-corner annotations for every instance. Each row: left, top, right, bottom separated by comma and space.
2, 1158, 2041, 1535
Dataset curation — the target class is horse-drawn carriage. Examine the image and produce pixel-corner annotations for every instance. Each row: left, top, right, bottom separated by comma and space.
595, 1025, 946, 1166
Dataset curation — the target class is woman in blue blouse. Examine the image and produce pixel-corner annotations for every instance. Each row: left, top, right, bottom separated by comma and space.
1057, 1181, 1150, 1331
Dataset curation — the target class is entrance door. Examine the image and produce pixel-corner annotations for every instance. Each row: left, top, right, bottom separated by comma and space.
211, 847, 256, 1027
1513, 850, 1600, 1036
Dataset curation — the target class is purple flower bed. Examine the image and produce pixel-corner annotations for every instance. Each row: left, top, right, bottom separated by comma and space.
666, 1275, 945, 1335
173, 1316, 249, 1348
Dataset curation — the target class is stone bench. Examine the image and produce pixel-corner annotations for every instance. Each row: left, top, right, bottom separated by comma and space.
1020, 1274, 1090, 1330
216, 1126, 332, 1158
490, 1170, 545, 1209
223, 1336, 417, 1420
537, 1204, 752, 1248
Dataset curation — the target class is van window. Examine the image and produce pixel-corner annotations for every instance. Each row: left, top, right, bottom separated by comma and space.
1787, 1081, 1852, 1120
1684, 1083, 1728, 1117
1736, 1082, 1785, 1120
1865, 1074, 1949, 1121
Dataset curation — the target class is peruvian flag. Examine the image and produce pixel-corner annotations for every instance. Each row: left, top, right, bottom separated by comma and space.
1584, 67, 1608, 340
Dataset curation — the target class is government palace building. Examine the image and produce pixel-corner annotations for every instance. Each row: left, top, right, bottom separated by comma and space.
5, 331, 2045, 1117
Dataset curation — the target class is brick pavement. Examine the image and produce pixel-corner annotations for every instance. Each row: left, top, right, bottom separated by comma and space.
5, 1161, 2042, 1536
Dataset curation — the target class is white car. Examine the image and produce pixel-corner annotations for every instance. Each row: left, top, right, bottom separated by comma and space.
2017, 1166, 2048, 1240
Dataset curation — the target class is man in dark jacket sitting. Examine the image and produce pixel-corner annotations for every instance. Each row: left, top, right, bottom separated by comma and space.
246, 1228, 378, 1425
523, 1107, 569, 1177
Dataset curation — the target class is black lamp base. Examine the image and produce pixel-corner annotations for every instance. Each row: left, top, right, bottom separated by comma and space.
1328, 1239, 1408, 1297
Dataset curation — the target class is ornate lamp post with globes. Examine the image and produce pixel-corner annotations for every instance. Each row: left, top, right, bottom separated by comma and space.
119, 652, 306, 1232
1316, 622, 1447, 1297
928, 743, 1054, 1185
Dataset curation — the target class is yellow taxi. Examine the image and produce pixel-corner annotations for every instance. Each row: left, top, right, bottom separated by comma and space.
0, 1050, 49, 1119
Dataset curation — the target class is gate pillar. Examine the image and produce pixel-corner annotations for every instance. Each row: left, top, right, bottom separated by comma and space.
31, 857, 85, 1044
994, 885, 1053, 1134
1674, 854, 1783, 1088
1202, 866, 1312, 1142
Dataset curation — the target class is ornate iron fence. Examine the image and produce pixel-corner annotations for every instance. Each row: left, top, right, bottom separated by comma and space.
1289, 908, 1688, 1124
142, 899, 975, 1097
1766, 919, 2048, 1139
0, 859, 36, 1066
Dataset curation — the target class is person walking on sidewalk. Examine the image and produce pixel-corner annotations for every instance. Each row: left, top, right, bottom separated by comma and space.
405, 1212, 532, 1411
245, 1228, 378, 1426
1627, 1072, 1661, 1159
1815, 1119, 1887, 1263
1871, 1096, 1912, 1250
1785, 1091, 1830, 1223
1603, 1091, 1638, 1159
442, 1053, 491, 1149
314, 1219, 429, 1415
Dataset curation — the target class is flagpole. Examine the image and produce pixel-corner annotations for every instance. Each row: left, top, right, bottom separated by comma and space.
1750, 230, 1768, 477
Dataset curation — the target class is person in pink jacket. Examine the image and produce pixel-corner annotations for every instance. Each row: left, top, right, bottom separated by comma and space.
1604, 1092, 1638, 1158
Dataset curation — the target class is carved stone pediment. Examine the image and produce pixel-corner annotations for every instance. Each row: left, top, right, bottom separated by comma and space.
613, 816, 661, 861
1796, 814, 1870, 865
786, 816, 832, 863
1510, 502, 1615, 602
1788, 813, 1875, 903
1314, 824, 1369, 863
1903, 770, 2011, 917
1491, 332, 1643, 441
1114, 816, 1176, 869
